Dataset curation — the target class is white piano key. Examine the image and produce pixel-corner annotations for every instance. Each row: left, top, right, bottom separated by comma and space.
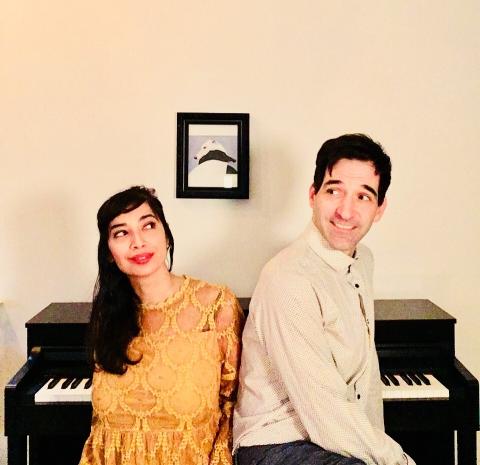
382, 373, 449, 401
35, 377, 92, 403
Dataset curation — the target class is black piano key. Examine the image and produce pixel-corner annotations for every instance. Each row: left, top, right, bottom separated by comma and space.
386, 373, 400, 386
381, 374, 390, 386
61, 378, 74, 389
417, 373, 431, 385
47, 377, 60, 389
399, 373, 413, 386
84, 378, 92, 389
70, 378, 83, 389
408, 372, 422, 386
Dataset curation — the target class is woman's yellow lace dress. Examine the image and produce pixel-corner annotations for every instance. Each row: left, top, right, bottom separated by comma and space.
79, 276, 244, 465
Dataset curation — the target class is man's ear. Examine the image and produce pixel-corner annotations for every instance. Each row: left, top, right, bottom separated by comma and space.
308, 184, 317, 208
374, 196, 388, 223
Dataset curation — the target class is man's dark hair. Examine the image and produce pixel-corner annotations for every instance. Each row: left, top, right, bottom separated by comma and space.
313, 133, 391, 205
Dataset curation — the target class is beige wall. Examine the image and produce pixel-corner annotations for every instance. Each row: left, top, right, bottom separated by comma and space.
1, 1, 479, 462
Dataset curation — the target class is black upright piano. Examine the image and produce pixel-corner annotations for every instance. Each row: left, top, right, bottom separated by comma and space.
4, 299, 479, 465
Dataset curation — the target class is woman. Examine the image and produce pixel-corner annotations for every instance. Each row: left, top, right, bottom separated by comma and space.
79, 186, 244, 465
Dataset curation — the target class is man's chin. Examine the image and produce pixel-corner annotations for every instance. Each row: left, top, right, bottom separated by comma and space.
327, 237, 357, 256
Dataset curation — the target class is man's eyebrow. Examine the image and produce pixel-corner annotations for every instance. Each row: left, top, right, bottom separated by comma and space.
109, 214, 157, 231
362, 185, 378, 197
323, 180, 378, 197
323, 179, 342, 187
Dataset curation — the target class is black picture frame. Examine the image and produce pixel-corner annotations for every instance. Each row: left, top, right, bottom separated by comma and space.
176, 112, 249, 199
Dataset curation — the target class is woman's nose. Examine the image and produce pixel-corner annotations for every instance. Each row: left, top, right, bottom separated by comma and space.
130, 231, 145, 248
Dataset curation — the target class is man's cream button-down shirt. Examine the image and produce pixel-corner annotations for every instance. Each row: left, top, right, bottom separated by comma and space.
233, 222, 413, 465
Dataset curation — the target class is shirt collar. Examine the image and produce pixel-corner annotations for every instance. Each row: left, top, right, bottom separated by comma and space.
303, 221, 357, 273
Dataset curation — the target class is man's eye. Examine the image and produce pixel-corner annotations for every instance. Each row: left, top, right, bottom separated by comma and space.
326, 188, 338, 195
358, 194, 371, 201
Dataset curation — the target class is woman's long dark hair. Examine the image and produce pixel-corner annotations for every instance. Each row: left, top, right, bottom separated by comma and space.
87, 186, 174, 374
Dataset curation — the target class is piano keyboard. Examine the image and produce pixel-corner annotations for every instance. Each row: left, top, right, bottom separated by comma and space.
34, 372, 449, 403
34, 377, 92, 403
381, 372, 449, 401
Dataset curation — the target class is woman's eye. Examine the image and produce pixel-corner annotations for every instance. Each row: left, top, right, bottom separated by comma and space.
112, 230, 127, 238
144, 221, 156, 230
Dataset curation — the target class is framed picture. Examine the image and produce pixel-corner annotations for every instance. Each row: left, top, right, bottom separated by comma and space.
176, 112, 249, 199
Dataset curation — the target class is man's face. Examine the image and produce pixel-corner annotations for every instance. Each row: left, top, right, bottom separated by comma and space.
309, 158, 387, 256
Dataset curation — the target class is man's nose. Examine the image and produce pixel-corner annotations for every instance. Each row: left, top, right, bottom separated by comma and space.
336, 196, 354, 220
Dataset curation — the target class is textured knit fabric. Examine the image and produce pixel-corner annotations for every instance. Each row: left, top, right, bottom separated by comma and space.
233, 223, 414, 465
79, 276, 244, 465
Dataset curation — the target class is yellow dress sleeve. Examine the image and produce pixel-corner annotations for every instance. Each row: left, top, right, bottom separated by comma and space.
209, 288, 244, 465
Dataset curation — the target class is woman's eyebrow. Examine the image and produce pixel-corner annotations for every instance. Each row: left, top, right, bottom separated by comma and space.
139, 214, 157, 221
109, 222, 126, 231
109, 214, 157, 231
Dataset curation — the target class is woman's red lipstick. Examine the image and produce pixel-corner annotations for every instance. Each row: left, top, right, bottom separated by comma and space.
129, 253, 154, 265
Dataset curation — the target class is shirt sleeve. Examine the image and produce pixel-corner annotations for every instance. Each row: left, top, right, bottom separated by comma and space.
210, 288, 245, 465
255, 272, 414, 465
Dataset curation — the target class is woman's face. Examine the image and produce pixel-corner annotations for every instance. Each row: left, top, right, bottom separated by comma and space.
107, 202, 168, 280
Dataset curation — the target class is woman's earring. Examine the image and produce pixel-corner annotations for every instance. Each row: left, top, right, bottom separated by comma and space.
165, 244, 171, 269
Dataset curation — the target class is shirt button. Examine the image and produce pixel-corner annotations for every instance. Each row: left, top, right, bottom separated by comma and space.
357, 394, 361, 400
355, 283, 360, 288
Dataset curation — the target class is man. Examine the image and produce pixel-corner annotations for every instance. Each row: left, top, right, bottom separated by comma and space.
233, 134, 414, 465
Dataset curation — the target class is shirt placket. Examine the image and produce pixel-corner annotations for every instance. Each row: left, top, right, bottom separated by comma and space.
346, 268, 371, 394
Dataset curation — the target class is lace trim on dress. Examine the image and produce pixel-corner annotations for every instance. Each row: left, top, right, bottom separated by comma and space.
139, 275, 190, 311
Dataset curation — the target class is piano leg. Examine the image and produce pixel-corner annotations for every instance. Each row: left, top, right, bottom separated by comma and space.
28, 434, 87, 465
7, 435, 27, 465
457, 428, 476, 465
